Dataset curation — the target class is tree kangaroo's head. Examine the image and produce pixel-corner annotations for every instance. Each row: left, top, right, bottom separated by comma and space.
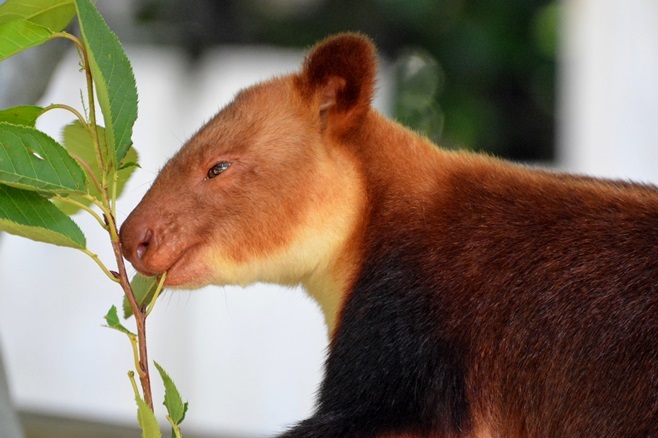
120, 34, 376, 290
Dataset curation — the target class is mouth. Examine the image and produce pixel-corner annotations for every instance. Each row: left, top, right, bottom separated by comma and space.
156, 244, 210, 288
122, 241, 205, 288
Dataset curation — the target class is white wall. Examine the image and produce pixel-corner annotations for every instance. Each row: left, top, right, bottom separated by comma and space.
0, 46, 391, 436
558, 0, 658, 184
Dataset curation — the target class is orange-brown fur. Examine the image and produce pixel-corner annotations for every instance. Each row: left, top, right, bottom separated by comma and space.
121, 34, 658, 437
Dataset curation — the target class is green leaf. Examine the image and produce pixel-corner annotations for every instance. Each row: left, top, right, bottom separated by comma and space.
103, 305, 135, 336
0, 184, 86, 249
75, 0, 138, 167
118, 161, 140, 171
0, 106, 43, 127
0, 0, 75, 61
0, 19, 52, 61
0, 0, 75, 31
135, 391, 162, 438
54, 121, 138, 215
154, 361, 188, 426
124, 273, 159, 319
0, 122, 86, 193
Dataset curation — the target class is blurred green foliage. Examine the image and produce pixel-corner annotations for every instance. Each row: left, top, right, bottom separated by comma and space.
394, 49, 444, 144
136, 0, 558, 161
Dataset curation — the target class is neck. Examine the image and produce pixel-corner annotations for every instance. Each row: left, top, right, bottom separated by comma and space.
302, 110, 446, 336
298, 129, 368, 336
302, 269, 350, 335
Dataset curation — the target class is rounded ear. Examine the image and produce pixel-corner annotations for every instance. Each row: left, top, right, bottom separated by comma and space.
297, 33, 378, 124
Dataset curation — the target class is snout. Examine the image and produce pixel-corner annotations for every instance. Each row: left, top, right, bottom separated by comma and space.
120, 213, 161, 276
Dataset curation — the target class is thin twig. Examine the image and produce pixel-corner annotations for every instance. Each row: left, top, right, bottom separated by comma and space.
52, 31, 107, 186
80, 249, 120, 283
40, 103, 89, 129
69, 151, 104, 195
54, 195, 107, 230
110, 236, 154, 409
128, 333, 145, 378
166, 415, 184, 438
111, 171, 118, 219
52, 29, 156, 414
146, 272, 167, 317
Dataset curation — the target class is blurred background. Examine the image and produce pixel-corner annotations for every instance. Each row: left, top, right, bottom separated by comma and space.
0, 0, 657, 436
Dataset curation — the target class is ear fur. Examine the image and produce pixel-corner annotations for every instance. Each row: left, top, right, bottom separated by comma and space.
298, 33, 378, 124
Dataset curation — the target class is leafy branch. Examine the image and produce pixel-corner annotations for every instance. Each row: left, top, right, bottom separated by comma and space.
0, 0, 186, 435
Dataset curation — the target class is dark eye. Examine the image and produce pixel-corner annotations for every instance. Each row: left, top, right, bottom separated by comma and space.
207, 162, 231, 179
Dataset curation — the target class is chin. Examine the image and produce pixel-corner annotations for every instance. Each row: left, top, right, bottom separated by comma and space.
163, 263, 213, 289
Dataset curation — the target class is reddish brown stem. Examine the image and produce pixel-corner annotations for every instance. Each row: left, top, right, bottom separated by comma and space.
58, 29, 155, 412
111, 238, 154, 410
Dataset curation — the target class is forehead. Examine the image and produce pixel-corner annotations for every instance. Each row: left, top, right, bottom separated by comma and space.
228, 76, 300, 121
168, 76, 307, 165
201, 77, 299, 138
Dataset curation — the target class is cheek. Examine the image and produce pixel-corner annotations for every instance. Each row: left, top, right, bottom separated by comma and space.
220, 192, 306, 263
207, 163, 313, 265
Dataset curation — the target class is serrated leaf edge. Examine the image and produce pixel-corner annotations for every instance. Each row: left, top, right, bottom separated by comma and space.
153, 361, 186, 425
